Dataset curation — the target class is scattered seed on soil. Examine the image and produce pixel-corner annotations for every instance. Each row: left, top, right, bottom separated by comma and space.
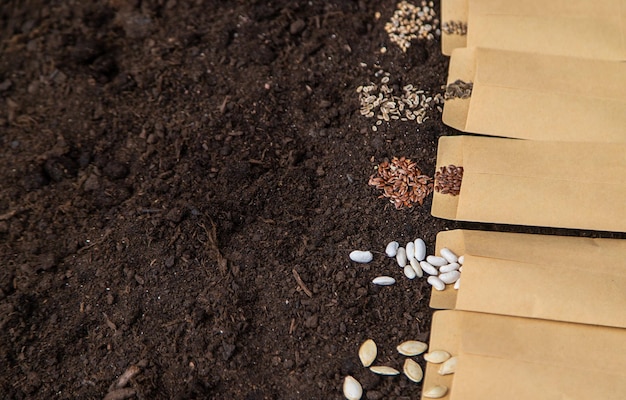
420, 261, 439, 276
410, 258, 424, 278
444, 79, 473, 100
424, 350, 451, 364
403, 358, 424, 383
369, 157, 434, 209
438, 356, 458, 375
350, 250, 374, 263
369, 365, 401, 376
414, 238, 427, 261
406, 241, 415, 260
385, 1, 441, 52
385, 241, 400, 257
396, 247, 408, 267
434, 164, 464, 195
397, 340, 428, 356
423, 385, 448, 399
372, 276, 396, 286
404, 264, 417, 279
358, 339, 378, 367
343, 375, 363, 400
427, 275, 445, 291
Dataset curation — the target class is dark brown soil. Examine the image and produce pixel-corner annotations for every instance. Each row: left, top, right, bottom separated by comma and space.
3, 1, 605, 399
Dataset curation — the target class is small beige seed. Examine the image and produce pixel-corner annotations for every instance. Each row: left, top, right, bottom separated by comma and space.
423, 385, 448, 398
397, 340, 428, 356
358, 339, 377, 367
403, 358, 423, 383
424, 350, 451, 364
438, 356, 457, 375
343, 375, 363, 400
369, 365, 400, 376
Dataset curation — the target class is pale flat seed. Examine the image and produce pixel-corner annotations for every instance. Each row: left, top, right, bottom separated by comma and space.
369, 365, 400, 376
420, 261, 439, 276
403, 264, 417, 279
439, 270, 460, 284
440, 247, 458, 263
372, 276, 395, 286
397, 340, 428, 356
396, 247, 407, 268
350, 250, 373, 263
454, 277, 461, 290
458, 255, 465, 265
426, 255, 448, 267
403, 358, 423, 383
438, 356, 457, 375
406, 241, 415, 260
423, 385, 448, 399
358, 339, 377, 367
439, 262, 460, 273
409, 258, 423, 278
414, 238, 427, 261
385, 241, 399, 257
424, 350, 451, 364
343, 376, 363, 400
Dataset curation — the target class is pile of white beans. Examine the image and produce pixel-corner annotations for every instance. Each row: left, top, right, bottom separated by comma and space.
349, 241, 463, 291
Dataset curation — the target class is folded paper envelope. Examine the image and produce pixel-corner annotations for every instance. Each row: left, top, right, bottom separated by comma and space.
423, 310, 626, 400
429, 230, 626, 329
442, 0, 626, 59
431, 135, 626, 231
442, 47, 626, 142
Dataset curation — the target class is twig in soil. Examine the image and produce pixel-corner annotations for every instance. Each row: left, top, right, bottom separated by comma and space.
104, 360, 147, 400
292, 268, 313, 297
199, 220, 228, 275
103, 388, 136, 400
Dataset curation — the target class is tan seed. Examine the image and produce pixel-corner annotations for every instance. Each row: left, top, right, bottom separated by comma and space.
369, 365, 400, 376
438, 356, 457, 375
423, 385, 448, 398
402, 359, 423, 383
423, 350, 451, 364
396, 340, 428, 356
358, 339, 377, 367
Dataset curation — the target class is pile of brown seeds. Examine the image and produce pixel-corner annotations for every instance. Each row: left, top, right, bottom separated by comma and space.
442, 20, 468, 36
369, 157, 434, 209
357, 71, 444, 132
444, 80, 473, 100
434, 165, 464, 196
384, 1, 441, 52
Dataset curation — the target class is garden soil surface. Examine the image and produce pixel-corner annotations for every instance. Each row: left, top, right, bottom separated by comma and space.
1, 1, 620, 399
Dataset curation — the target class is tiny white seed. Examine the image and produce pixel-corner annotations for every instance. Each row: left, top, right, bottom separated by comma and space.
454, 277, 461, 290
403, 264, 416, 279
424, 350, 451, 364
440, 247, 458, 263
369, 365, 400, 376
403, 358, 424, 383
385, 241, 399, 257
406, 241, 415, 260
396, 247, 407, 267
350, 250, 373, 263
358, 339, 377, 367
438, 356, 457, 375
439, 270, 461, 284
420, 261, 439, 276
439, 262, 459, 273
459, 266, 463, 272
414, 238, 427, 261
426, 255, 448, 267
457, 255, 465, 265
423, 385, 448, 398
427, 275, 446, 291
409, 258, 423, 278
343, 375, 363, 400
372, 276, 395, 286
397, 340, 428, 356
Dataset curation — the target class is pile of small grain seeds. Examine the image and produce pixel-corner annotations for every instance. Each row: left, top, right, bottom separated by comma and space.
357, 71, 445, 132
442, 20, 468, 36
444, 79, 473, 100
384, 1, 441, 52
434, 164, 464, 196
369, 157, 434, 209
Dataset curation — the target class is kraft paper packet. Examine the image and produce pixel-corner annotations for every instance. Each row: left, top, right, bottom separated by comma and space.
422, 310, 626, 400
429, 229, 626, 329
431, 135, 626, 231
442, 47, 626, 142
441, 0, 626, 59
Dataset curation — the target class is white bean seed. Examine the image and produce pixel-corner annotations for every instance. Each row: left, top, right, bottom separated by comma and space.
385, 241, 399, 257
396, 247, 407, 268
372, 276, 396, 286
427, 275, 445, 291
439, 262, 459, 273
409, 258, 423, 278
457, 255, 464, 265
439, 270, 460, 284
350, 250, 373, 263
420, 261, 439, 276
406, 241, 415, 260
403, 264, 416, 279
454, 278, 461, 290
414, 238, 426, 261
440, 247, 458, 263
426, 255, 448, 267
